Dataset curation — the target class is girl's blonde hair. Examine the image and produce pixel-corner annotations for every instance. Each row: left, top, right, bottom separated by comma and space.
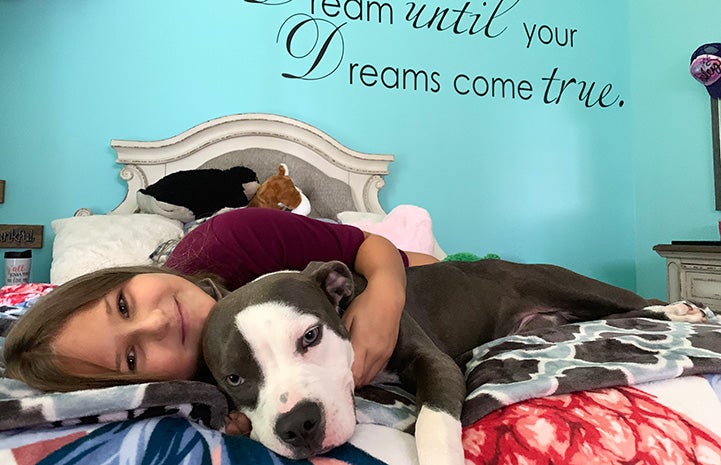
3, 265, 216, 392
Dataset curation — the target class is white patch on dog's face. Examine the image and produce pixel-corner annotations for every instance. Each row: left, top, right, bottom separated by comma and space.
234, 301, 355, 458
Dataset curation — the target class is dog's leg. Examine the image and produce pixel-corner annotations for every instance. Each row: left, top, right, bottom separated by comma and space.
643, 300, 718, 323
415, 404, 463, 465
391, 317, 466, 465
404, 351, 465, 465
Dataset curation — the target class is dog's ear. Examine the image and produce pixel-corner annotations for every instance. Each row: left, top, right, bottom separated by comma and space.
304, 261, 354, 310
196, 278, 231, 300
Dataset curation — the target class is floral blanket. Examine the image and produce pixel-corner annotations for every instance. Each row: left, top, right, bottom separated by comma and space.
3, 284, 721, 464
462, 385, 721, 463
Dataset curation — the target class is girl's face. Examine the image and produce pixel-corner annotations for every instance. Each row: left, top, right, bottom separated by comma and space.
52, 273, 215, 380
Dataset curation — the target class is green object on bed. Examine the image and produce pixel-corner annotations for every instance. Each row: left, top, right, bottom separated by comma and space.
443, 252, 500, 262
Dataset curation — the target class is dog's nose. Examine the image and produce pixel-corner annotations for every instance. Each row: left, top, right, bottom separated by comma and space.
274, 401, 324, 451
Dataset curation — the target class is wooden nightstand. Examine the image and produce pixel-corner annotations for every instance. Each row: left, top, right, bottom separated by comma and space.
653, 243, 721, 312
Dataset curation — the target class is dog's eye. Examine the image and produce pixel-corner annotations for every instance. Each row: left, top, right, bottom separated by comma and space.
225, 374, 244, 387
301, 325, 322, 349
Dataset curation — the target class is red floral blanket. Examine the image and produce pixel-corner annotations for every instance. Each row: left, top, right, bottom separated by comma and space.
463, 386, 721, 464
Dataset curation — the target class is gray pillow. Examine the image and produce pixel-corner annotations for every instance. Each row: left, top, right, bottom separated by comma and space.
199, 148, 355, 219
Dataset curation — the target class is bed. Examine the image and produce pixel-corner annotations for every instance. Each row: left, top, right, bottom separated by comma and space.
2, 113, 721, 465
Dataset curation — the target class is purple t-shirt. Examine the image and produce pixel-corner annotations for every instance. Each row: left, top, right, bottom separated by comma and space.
165, 208, 406, 290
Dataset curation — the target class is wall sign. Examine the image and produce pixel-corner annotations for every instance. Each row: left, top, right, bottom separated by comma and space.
0, 224, 44, 249
245, 0, 625, 109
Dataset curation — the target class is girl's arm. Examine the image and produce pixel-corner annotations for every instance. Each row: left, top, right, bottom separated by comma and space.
342, 232, 407, 387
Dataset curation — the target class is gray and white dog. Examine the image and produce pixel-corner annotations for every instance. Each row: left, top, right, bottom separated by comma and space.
202, 259, 711, 465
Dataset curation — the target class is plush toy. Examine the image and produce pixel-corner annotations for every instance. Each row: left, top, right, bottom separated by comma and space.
248, 163, 311, 215
136, 166, 260, 223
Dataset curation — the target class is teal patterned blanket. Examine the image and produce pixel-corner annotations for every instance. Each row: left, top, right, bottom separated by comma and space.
460, 318, 721, 426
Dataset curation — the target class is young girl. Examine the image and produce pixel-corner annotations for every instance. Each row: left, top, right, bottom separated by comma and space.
3, 208, 437, 435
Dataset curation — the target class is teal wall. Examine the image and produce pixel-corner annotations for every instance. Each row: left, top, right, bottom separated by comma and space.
0, 0, 717, 298
630, 1, 721, 299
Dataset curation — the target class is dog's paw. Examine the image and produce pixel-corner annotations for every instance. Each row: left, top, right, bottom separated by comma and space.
644, 301, 717, 323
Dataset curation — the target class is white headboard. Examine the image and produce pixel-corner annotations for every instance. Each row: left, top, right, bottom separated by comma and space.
105, 113, 394, 217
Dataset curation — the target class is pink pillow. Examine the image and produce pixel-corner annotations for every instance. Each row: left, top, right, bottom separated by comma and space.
349, 205, 435, 255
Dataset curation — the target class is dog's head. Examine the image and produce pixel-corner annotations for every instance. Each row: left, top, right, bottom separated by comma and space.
203, 261, 356, 459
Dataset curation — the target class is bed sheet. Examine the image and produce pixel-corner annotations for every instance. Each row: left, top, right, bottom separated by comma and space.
3, 284, 721, 465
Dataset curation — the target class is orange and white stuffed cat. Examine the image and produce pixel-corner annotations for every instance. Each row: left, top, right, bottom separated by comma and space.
248, 164, 311, 215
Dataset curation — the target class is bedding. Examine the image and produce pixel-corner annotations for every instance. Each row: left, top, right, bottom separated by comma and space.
338, 205, 437, 257
3, 284, 721, 464
0, 284, 56, 336
337, 206, 446, 259
50, 214, 184, 284
6, 113, 721, 464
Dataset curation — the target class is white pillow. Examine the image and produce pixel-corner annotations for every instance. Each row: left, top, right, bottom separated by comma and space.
50, 214, 184, 284
337, 210, 385, 225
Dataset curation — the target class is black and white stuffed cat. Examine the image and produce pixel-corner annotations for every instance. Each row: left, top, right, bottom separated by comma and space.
136, 166, 260, 223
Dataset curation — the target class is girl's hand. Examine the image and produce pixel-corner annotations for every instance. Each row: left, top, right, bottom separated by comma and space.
224, 410, 252, 436
342, 285, 401, 387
